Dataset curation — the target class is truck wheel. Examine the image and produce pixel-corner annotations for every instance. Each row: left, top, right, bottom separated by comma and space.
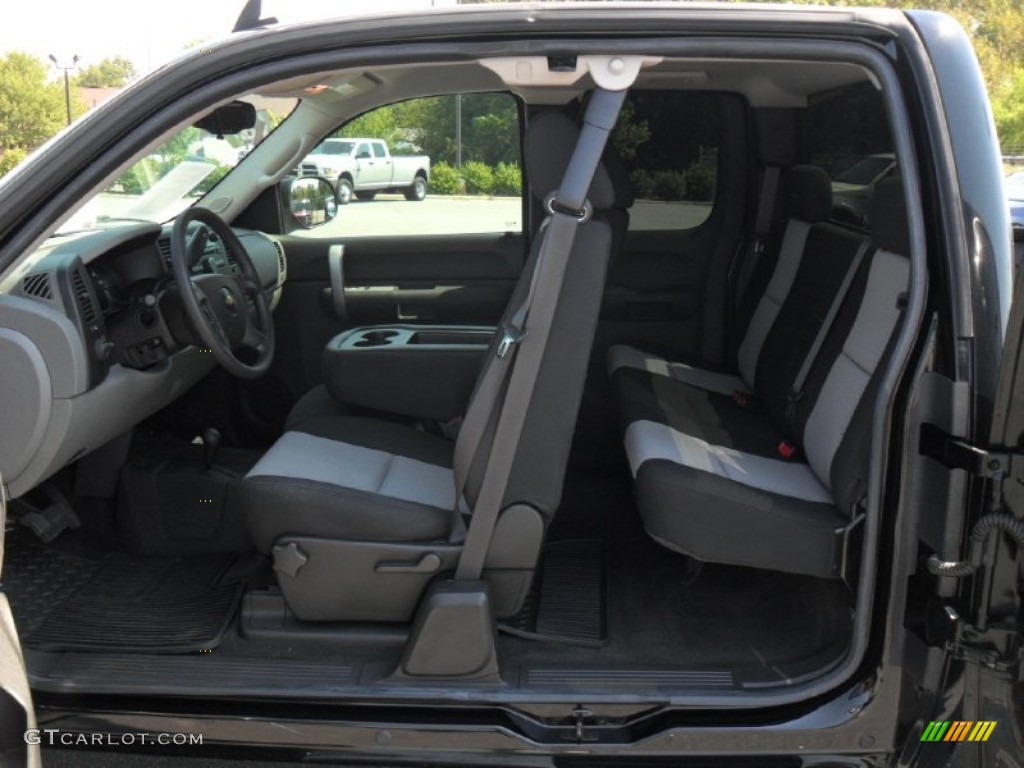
404, 175, 427, 201
336, 178, 354, 205
355, 191, 377, 201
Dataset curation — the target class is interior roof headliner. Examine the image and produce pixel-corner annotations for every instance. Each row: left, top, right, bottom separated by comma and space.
264, 56, 872, 114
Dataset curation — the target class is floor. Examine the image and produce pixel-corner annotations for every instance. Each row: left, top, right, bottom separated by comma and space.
4, 384, 854, 698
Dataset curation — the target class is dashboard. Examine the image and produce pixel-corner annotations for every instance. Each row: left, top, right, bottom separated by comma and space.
0, 222, 286, 498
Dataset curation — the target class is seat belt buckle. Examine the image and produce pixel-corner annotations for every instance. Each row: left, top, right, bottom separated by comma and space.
784, 389, 804, 422
496, 324, 528, 359
777, 441, 797, 459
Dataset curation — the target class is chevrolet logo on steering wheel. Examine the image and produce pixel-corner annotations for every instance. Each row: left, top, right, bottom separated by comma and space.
220, 287, 237, 312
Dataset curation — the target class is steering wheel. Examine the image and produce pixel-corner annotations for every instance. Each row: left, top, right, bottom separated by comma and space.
170, 207, 275, 379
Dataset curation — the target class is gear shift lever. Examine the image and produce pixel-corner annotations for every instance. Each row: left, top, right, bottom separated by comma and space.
201, 427, 222, 469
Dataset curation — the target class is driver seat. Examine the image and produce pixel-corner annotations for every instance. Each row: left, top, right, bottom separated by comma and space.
237, 110, 628, 623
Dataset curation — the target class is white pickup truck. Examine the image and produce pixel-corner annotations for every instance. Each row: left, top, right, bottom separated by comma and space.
298, 138, 430, 204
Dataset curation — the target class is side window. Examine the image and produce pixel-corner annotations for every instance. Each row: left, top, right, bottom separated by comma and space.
356, 142, 371, 159
611, 91, 721, 231
296, 92, 522, 237
806, 82, 894, 229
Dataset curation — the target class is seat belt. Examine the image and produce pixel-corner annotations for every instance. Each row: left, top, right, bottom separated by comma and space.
452, 88, 627, 579
784, 240, 872, 428
735, 166, 782, 305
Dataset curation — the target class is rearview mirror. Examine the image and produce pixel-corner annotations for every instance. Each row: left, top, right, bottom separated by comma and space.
289, 177, 338, 229
194, 101, 257, 137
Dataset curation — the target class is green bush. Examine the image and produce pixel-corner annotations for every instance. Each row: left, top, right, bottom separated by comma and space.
492, 162, 521, 196
651, 170, 687, 201
683, 164, 715, 202
630, 169, 654, 199
191, 163, 230, 196
429, 162, 463, 195
462, 161, 495, 195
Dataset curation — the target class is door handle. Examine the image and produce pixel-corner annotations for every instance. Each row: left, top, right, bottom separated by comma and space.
328, 244, 347, 322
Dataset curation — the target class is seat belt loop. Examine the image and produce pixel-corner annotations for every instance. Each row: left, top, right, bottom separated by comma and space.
496, 323, 529, 359
734, 166, 781, 328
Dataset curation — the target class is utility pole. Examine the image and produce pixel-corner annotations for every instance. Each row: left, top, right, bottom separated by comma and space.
48, 54, 79, 126
455, 94, 463, 170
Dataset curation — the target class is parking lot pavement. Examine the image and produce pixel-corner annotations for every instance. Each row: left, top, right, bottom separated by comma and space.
300, 195, 712, 238
87, 192, 712, 237
315, 194, 523, 237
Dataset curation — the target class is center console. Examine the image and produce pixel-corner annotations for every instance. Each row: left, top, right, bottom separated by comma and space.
323, 325, 494, 421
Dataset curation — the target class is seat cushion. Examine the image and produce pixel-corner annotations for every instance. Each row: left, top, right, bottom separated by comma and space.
617, 369, 850, 578
241, 405, 455, 552
635, 458, 848, 578
614, 367, 783, 459
607, 344, 749, 397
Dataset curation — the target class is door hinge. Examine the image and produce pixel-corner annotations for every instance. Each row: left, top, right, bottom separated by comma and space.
918, 423, 1024, 515
919, 423, 1012, 481
950, 620, 1023, 681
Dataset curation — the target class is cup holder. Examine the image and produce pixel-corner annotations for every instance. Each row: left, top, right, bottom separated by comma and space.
352, 330, 400, 348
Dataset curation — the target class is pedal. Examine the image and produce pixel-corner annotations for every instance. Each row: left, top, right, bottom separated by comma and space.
16, 485, 80, 543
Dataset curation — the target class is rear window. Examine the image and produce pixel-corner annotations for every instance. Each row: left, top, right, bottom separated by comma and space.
611, 91, 721, 231
807, 82, 894, 228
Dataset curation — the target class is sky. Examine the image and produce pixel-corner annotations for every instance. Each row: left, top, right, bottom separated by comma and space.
1, 0, 459, 77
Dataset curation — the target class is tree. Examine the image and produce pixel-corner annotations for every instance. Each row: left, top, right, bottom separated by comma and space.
0, 52, 83, 175
75, 56, 136, 88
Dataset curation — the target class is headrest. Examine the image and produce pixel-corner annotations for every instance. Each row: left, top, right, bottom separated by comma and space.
871, 177, 909, 254
782, 165, 832, 223
524, 111, 619, 210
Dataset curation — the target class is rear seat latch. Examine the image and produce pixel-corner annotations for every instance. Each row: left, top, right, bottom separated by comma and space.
569, 705, 597, 743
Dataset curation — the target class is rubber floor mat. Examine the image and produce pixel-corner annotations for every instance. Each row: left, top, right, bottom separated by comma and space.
500, 539, 606, 646
6, 544, 243, 654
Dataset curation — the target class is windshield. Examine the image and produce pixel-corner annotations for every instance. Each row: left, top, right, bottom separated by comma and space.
312, 141, 355, 156
1007, 172, 1024, 201
57, 95, 296, 234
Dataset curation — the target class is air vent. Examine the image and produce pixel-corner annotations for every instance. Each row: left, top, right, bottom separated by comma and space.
156, 237, 172, 262
21, 272, 54, 300
224, 241, 240, 268
71, 269, 97, 324
273, 239, 287, 284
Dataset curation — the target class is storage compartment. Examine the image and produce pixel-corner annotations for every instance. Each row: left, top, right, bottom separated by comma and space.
323, 325, 493, 420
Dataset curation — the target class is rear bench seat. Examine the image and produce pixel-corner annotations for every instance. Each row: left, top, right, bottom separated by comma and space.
607, 176, 909, 578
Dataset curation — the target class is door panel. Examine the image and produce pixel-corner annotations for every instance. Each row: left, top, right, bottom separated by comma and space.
595, 208, 736, 367
269, 232, 523, 402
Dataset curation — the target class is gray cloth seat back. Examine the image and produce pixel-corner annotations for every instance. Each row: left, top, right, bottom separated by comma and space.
790, 177, 909, 514
460, 110, 629, 518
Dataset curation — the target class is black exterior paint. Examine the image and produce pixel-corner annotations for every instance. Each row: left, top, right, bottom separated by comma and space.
0, 4, 1019, 764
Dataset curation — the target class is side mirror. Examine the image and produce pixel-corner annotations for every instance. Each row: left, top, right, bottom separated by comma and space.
289, 177, 338, 229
